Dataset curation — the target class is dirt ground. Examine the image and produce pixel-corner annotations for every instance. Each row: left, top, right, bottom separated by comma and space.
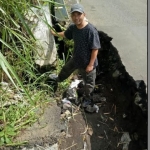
0, 62, 147, 150
2, 68, 147, 150
58, 72, 147, 150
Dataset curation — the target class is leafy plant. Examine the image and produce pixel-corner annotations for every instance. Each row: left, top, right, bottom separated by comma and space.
0, 0, 75, 147
0, 0, 62, 147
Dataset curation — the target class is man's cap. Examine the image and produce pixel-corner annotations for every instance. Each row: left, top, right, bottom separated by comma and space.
70, 4, 84, 14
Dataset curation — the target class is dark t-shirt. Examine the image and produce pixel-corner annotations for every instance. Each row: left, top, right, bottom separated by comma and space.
64, 23, 101, 68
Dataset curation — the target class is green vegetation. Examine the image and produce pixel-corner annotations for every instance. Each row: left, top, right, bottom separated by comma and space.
0, 0, 74, 146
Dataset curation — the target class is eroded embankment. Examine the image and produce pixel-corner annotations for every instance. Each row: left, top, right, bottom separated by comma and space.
96, 31, 147, 149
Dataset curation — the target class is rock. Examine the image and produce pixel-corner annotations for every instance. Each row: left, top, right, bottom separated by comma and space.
120, 132, 131, 150
112, 70, 120, 78
25, 6, 57, 67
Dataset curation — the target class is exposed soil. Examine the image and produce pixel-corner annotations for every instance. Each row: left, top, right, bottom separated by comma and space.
1, 69, 147, 150
58, 71, 147, 150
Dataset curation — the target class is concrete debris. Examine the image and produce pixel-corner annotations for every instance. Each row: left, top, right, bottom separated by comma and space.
25, 6, 57, 66
112, 70, 121, 78
120, 132, 131, 150
134, 92, 147, 112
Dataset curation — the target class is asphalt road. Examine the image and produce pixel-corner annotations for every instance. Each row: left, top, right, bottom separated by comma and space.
80, 0, 147, 84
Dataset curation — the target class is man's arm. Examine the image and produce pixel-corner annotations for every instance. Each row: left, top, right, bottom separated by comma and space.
86, 49, 98, 73
51, 29, 65, 38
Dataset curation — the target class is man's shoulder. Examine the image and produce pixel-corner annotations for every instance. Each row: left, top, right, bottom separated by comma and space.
86, 23, 98, 32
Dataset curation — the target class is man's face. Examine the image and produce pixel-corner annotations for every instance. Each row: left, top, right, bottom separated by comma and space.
71, 12, 85, 25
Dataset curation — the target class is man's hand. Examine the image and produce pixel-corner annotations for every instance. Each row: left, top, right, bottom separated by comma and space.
50, 29, 65, 38
86, 49, 98, 73
86, 65, 94, 73
51, 29, 56, 36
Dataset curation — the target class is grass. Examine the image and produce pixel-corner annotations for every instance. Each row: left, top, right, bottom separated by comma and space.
0, 0, 73, 147
0, 85, 51, 145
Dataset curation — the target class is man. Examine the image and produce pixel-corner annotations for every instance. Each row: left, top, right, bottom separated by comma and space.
51, 3, 101, 107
